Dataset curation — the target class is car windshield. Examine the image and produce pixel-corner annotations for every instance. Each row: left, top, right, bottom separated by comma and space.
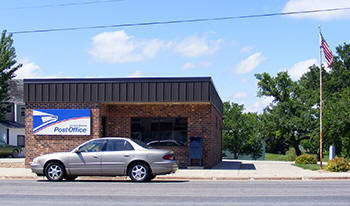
131, 139, 152, 149
0, 140, 7, 146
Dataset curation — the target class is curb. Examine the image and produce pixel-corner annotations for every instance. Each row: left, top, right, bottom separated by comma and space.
1, 175, 350, 181
156, 176, 350, 181
309, 176, 350, 180
0, 176, 37, 180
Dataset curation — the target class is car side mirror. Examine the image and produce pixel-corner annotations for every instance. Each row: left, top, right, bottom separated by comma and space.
73, 149, 81, 153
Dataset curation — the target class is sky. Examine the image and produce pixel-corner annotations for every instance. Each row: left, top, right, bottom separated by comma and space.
2, 0, 350, 113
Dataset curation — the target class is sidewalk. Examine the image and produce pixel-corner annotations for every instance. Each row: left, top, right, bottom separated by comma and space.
163, 160, 350, 181
1, 158, 350, 181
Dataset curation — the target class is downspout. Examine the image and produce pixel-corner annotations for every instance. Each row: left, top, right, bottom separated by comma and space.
6, 128, 9, 144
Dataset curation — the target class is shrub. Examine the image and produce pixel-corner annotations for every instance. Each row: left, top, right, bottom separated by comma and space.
326, 157, 350, 172
284, 147, 297, 161
295, 154, 317, 165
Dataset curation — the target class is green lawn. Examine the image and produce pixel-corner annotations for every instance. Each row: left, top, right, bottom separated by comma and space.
294, 163, 326, 171
265, 153, 295, 161
265, 153, 329, 162
265, 153, 288, 161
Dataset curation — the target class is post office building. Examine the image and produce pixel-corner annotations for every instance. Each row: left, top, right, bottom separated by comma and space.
24, 77, 223, 168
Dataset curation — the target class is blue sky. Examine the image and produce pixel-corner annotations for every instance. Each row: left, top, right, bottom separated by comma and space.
2, 0, 350, 113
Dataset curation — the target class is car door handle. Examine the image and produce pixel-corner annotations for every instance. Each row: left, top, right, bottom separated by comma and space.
93, 155, 99, 158
124, 155, 130, 157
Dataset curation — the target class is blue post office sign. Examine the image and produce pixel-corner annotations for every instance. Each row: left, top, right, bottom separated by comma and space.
33, 109, 91, 135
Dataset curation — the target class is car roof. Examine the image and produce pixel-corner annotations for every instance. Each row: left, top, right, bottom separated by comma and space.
75, 137, 148, 151
96, 137, 130, 140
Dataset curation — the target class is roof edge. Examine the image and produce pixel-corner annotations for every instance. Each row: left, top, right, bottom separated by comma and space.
24, 77, 212, 84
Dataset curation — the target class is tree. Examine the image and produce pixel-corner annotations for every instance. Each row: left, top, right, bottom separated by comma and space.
222, 102, 263, 159
321, 43, 350, 157
0, 30, 21, 119
255, 72, 317, 156
255, 43, 350, 158
297, 65, 324, 154
259, 110, 288, 154
244, 112, 264, 159
298, 43, 350, 157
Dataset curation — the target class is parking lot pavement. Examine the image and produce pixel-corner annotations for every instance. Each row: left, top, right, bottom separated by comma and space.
1, 158, 350, 181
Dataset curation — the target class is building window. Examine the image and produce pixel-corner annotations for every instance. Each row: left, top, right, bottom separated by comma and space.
21, 107, 25, 117
17, 135, 25, 147
6, 104, 12, 113
131, 117, 187, 146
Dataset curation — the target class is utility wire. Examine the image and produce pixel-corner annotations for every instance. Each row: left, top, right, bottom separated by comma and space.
11, 7, 350, 34
7, 0, 124, 10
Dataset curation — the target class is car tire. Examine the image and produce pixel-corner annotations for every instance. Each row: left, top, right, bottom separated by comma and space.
65, 175, 78, 181
45, 162, 65, 181
149, 174, 156, 181
128, 162, 150, 182
11, 149, 19, 158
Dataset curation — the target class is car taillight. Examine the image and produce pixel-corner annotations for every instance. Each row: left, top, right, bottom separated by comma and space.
163, 153, 175, 160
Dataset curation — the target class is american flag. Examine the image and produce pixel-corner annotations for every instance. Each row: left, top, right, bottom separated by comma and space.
320, 33, 333, 66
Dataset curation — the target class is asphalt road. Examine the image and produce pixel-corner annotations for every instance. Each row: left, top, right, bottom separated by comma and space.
0, 180, 349, 206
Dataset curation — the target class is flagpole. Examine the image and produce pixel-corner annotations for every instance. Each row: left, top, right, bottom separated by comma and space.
319, 26, 323, 170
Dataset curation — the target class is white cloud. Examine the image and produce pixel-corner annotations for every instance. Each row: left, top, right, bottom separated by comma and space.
181, 61, 212, 70
240, 78, 248, 83
240, 46, 254, 53
288, 59, 317, 80
14, 58, 43, 79
228, 92, 274, 113
200, 61, 212, 68
233, 52, 266, 74
245, 96, 274, 113
182, 62, 196, 70
234, 92, 248, 105
128, 70, 143, 77
283, 0, 350, 20
89, 30, 164, 63
228, 92, 249, 105
89, 31, 222, 64
233, 92, 249, 99
175, 36, 222, 58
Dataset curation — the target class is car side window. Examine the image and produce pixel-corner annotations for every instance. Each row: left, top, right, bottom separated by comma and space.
124, 141, 134, 151
79, 140, 105, 152
105, 140, 134, 152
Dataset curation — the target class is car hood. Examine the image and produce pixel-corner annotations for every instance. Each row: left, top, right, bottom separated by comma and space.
37, 152, 71, 159
7, 145, 21, 149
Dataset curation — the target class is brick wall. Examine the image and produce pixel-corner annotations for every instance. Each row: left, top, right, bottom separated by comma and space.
209, 106, 223, 167
103, 103, 222, 168
25, 103, 101, 167
25, 102, 222, 168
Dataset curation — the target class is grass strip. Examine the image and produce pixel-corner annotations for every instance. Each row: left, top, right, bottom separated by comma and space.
294, 163, 326, 171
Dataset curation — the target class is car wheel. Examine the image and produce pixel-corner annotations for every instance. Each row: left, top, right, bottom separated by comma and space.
45, 162, 65, 181
65, 175, 78, 181
11, 149, 19, 158
129, 162, 150, 182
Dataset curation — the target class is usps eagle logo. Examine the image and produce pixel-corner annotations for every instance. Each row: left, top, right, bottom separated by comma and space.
32, 109, 91, 135
33, 110, 59, 132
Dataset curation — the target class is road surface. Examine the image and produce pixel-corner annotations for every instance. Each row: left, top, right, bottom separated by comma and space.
0, 180, 349, 205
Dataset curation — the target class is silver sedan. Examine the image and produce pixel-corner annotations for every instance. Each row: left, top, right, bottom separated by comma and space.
30, 137, 178, 182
